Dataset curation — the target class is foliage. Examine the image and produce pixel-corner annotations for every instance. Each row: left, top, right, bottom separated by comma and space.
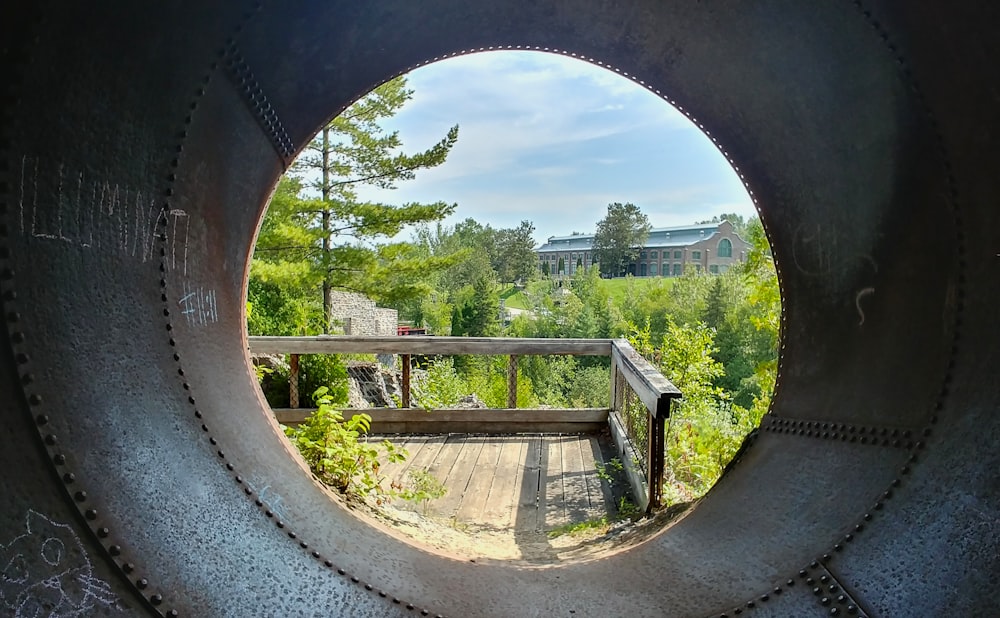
547, 516, 611, 539
252, 75, 460, 332
450, 274, 501, 337
411, 357, 466, 409
284, 387, 406, 502
593, 202, 651, 277
628, 319, 744, 503
247, 277, 324, 336
299, 354, 349, 408
697, 212, 749, 239
595, 457, 625, 485
398, 468, 447, 514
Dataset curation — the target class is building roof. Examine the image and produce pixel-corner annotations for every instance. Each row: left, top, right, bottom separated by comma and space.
535, 223, 726, 252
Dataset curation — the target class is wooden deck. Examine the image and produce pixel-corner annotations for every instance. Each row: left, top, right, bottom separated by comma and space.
373, 432, 632, 534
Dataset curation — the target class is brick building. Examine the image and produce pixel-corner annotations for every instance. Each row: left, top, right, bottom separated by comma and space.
535, 220, 751, 277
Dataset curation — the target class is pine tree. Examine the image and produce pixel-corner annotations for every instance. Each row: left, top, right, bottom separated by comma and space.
252, 76, 460, 332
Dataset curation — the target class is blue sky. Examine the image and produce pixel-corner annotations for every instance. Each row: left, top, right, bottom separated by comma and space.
353, 51, 756, 245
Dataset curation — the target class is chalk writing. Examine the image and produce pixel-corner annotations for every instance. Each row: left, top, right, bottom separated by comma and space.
169, 210, 190, 275
0, 510, 118, 617
245, 476, 290, 522
179, 282, 218, 327
855, 287, 875, 326
16, 155, 191, 271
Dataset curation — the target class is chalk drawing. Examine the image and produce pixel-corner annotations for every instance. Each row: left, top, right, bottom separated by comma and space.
245, 476, 290, 522
15, 156, 194, 271
179, 281, 219, 327
855, 287, 875, 326
0, 510, 118, 617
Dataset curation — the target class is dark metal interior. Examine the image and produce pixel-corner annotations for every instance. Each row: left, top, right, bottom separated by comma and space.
0, 2, 997, 616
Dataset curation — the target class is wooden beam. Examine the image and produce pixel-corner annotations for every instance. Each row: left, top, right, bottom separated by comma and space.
273, 408, 610, 435
249, 335, 613, 356
611, 339, 681, 417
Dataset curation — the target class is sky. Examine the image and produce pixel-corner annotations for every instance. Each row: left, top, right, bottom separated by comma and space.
352, 51, 756, 246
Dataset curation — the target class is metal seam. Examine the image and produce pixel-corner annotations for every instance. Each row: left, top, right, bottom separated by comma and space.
759, 416, 919, 449
222, 44, 294, 166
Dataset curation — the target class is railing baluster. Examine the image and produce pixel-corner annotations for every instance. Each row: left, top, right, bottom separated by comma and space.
507, 354, 518, 409
401, 354, 411, 408
647, 408, 667, 509
289, 353, 300, 409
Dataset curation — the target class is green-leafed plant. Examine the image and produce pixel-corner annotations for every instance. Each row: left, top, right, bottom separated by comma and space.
411, 358, 466, 409
285, 387, 407, 503
595, 458, 625, 485
398, 468, 447, 514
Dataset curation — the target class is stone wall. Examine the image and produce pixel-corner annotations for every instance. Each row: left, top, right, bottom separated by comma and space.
327, 291, 398, 336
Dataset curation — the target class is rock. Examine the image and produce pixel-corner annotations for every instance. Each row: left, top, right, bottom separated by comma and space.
454, 394, 487, 409
346, 362, 395, 408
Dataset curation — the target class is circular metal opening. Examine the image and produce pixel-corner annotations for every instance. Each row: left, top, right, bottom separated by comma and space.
2, 2, 988, 616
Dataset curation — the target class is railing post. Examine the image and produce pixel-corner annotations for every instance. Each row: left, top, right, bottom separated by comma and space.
507, 354, 518, 409
289, 354, 299, 409
646, 399, 668, 511
401, 354, 411, 408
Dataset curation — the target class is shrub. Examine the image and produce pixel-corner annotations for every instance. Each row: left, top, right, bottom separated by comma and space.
284, 387, 406, 503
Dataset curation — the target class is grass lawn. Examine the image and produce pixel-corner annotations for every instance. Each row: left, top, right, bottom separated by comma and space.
598, 276, 674, 304
501, 277, 674, 310
499, 286, 530, 310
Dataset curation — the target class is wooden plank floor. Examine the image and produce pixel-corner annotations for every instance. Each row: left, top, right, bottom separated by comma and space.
372, 433, 631, 535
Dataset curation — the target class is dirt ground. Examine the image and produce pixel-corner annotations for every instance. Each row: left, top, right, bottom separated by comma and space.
353, 498, 695, 566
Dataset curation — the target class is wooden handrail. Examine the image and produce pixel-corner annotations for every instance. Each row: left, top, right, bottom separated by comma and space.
248, 335, 681, 511
249, 335, 612, 356
608, 338, 681, 512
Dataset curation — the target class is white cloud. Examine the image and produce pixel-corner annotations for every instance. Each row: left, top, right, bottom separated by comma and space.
346, 51, 752, 243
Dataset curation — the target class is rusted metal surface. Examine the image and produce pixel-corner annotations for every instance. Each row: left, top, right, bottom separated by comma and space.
1, 1, 998, 616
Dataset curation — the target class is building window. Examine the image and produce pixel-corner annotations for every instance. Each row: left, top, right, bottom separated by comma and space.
718, 238, 733, 258
640, 251, 647, 259
650, 262, 658, 276
650, 251, 658, 259
673, 250, 682, 259
672, 263, 681, 276
709, 265, 719, 274
692, 250, 701, 260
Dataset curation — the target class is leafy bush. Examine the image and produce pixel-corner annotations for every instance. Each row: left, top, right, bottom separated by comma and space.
397, 468, 447, 513
411, 357, 465, 408
284, 387, 406, 503
256, 354, 348, 409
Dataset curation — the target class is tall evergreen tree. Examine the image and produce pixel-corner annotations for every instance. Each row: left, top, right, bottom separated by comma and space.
252, 76, 460, 332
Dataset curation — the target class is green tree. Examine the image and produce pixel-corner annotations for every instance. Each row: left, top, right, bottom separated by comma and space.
451, 274, 501, 337
253, 76, 460, 332
593, 202, 651, 277
492, 220, 538, 284
698, 213, 748, 238
557, 256, 565, 275
541, 261, 550, 276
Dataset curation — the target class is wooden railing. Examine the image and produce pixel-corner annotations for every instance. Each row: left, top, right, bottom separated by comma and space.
248, 335, 680, 511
